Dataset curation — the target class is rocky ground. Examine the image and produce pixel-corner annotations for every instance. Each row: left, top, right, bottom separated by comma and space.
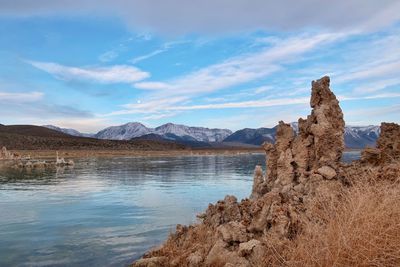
132, 76, 400, 267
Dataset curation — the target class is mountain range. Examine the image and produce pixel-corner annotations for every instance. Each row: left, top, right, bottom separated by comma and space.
43, 122, 381, 149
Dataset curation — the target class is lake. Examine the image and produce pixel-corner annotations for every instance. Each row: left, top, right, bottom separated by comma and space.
0, 152, 360, 266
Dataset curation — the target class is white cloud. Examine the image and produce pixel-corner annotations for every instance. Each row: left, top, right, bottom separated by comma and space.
106, 96, 189, 116
105, 96, 309, 116
105, 91, 400, 116
337, 61, 400, 83
141, 112, 179, 121
131, 49, 165, 64
346, 104, 400, 119
98, 51, 118, 62
353, 78, 400, 94
27, 60, 150, 83
0, 91, 43, 102
131, 40, 190, 64
338, 93, 400, 101
165, 97, 310, 110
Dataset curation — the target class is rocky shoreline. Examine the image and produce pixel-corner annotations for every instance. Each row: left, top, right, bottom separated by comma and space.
132, 77, 400, 267
0, 146, 74, 170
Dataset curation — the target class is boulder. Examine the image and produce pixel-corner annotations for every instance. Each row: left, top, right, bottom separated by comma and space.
317, 166, 337, 179
238, 239, 261, 257
217, 221, 248, 243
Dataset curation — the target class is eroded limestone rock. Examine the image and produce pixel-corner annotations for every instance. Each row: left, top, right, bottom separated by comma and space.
218, 221, 248, 243
255, 76, 344, 197
250, 165, 267, 199
376, 123, 400, 163
238, 239, 261, 257
317, 165, 337, 180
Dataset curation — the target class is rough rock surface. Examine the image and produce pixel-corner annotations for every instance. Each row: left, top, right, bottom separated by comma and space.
132, 77, 400, 267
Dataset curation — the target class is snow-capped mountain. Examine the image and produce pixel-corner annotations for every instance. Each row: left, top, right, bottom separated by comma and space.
94, 122, 232, 142
344, 125, 380, 148
155, 123, 231, 142
43, 125, 94, 138
95, 122, 151, 140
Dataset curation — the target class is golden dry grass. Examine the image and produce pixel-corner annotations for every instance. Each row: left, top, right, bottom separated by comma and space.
281, 178, 400, 267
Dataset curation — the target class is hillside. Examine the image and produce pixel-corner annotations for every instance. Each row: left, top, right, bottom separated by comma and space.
43, 125, 94, 138
223, 127, 276, 145
0, 125, 187, 150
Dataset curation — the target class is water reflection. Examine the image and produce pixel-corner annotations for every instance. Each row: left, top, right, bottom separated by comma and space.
0, 152, 359, 267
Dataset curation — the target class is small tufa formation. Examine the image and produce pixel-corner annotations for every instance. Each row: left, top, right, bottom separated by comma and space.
56, 151, 74, 166
0, 146, 20, 160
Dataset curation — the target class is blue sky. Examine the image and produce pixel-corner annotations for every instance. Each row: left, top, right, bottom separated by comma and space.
0, 1, 400, 133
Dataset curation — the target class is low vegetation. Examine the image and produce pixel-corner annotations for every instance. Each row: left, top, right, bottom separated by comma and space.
270, 177, 400, 266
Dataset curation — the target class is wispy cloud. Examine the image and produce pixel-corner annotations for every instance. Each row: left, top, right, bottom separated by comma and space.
204, 85, 272, 103
131, 40, 189, 64
337, 61, 400, 83
27, 60, 150, 83
353, 78, 400, 94
131, 49, 166, 64
104, 91, 400, 117
105, 96, 309, 116
134, 33, 345, 95
0, 91, 43, 102
0, 102, 93, 120
141, 112, 179, 121
110, 33, 346, 117
98, 51, 118, 62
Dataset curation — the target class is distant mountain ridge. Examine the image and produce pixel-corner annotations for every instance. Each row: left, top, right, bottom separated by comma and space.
43, 122, 380, 149
43, 125, 94, 138
344, 125, 380, 149
223, 127, 276, 145
94, 122, 232, 143
224, 124, 381, 149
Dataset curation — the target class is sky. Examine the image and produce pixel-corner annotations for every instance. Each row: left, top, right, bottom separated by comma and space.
0, 0, 400, 133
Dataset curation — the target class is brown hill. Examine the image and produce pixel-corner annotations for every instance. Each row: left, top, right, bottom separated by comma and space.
0, 124, 74, 138
0, 125, 187, 150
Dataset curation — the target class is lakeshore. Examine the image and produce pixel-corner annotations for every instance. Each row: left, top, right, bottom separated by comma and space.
5, 147, 363, 160
7, 148, 263, 159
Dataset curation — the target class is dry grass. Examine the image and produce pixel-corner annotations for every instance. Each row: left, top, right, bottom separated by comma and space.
281, 178, 400, 267
145, 224, 216, 267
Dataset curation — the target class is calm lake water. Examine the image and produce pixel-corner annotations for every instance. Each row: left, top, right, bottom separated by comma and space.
0, 152, 360, 267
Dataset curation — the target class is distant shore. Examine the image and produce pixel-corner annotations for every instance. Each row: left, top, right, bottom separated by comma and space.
7, 147, 363, 160
10, 148, 266, 159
